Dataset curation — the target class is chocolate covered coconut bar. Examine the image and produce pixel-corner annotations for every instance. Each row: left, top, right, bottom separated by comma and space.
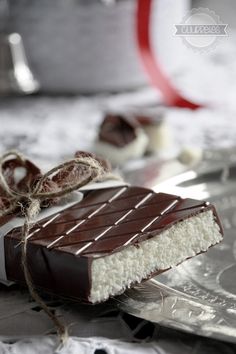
3, 186, 223, 303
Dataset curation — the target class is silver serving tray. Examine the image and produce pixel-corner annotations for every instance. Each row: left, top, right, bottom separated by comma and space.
119, 154, 236, 343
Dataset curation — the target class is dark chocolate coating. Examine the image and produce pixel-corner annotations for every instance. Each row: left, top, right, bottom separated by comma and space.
98, 114, 137, 147
3, 186, 222, 302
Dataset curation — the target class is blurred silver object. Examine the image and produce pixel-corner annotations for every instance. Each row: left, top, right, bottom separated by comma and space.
100, 0, 116, 5
118, 149, 236, 343
7, 0, 190, 93
0, 0, 39, 95
122, 146, 236, 189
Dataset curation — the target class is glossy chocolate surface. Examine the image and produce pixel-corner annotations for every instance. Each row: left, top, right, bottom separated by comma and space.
4, 186, 222, 302
98, 114, 137, 147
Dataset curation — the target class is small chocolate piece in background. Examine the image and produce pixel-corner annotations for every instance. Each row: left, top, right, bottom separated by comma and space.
94, 114, 148, 165
94, 109, 172, 166
98, 114, 137, 148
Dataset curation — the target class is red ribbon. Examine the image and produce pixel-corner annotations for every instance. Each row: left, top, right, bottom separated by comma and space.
136, 0, 202, 109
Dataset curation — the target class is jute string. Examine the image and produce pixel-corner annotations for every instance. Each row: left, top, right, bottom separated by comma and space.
0, 151, 114, 345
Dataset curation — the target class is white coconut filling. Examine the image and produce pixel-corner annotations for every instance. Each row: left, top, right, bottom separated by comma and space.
94, 128, 148, 165
142, 121, 171, 153
89, 210, 222, 303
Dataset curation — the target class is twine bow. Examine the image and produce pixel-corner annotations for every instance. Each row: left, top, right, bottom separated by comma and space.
0, 150, 111, 345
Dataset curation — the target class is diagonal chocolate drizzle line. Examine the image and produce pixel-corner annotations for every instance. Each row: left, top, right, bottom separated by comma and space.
0, 150, 111, 345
